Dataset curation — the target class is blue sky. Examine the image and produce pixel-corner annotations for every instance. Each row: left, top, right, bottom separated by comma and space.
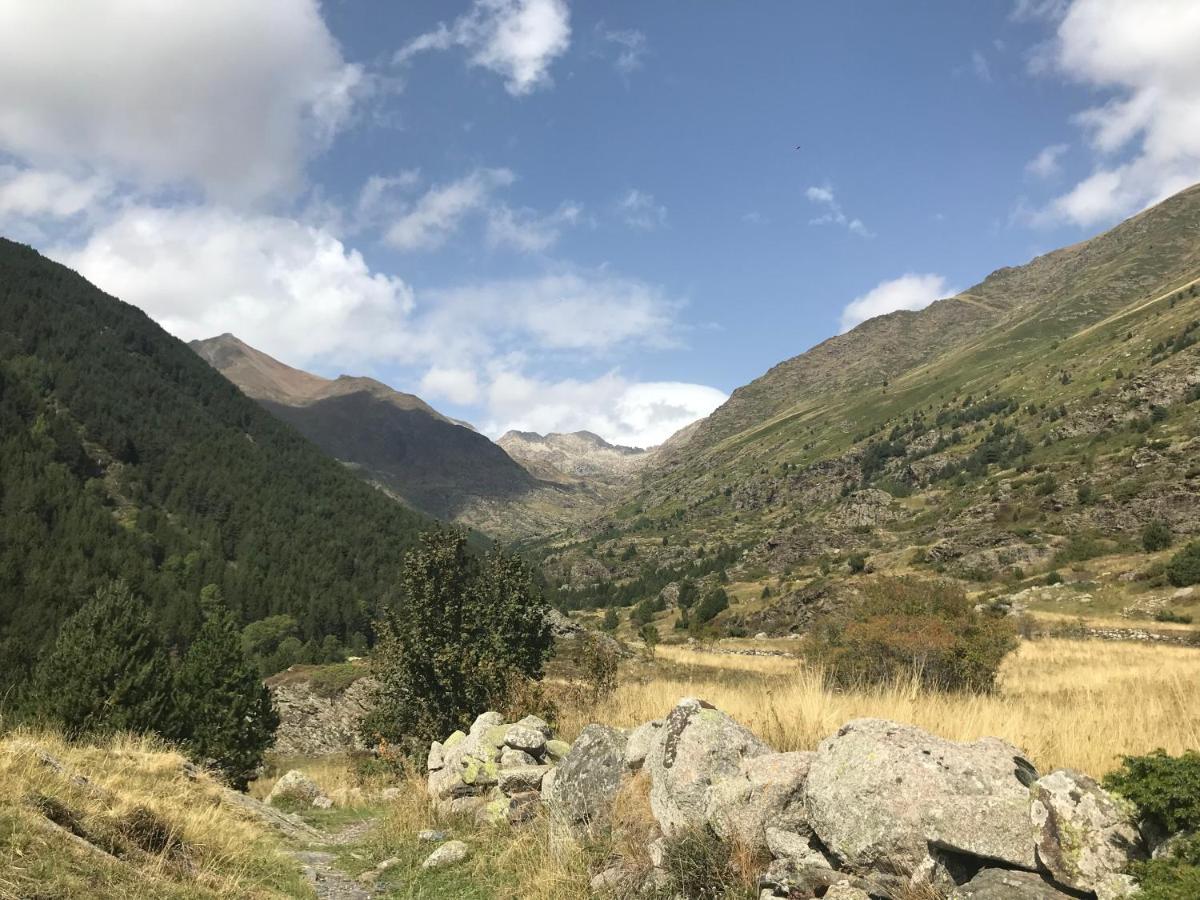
2, 1, 1198, 446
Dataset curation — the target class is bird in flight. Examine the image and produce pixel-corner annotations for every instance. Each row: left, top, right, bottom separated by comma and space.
794, 144, 802, 150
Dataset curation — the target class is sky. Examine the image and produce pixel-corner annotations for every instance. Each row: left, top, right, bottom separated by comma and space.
2, 0, 1200, 447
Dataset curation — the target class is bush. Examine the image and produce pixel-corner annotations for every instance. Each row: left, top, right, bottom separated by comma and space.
1144, 521, 1174, 553
655, 828, 754, 900
1166, 542, 1200, 587
693, 588, 729, 624
361, 529, 552, 749
808, 577, 1017, 692
847, 552, 867, 574
1104, 750, 1200, 835
639, 623, 660, 653
601, 607, 619, 631
1155, 610, 1193, 625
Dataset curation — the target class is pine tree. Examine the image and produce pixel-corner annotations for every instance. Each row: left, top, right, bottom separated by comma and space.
174, 586, 278, 789
27, 580, 174, 736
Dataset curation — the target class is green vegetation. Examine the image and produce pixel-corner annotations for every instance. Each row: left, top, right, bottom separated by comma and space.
1167, 542, 1200, 587
654, 827, 756, 899
1144, 520, 1175, 552
362, 529, 552, 748
0, 238, 429, 695
809, 577, 1017, 692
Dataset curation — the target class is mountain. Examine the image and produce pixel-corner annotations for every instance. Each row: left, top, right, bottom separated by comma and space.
191, 336, 641, 541
0, 238, 432, 687
191, 334, 540, 526
538, 184, 1200, 609
497, 430, 652, 485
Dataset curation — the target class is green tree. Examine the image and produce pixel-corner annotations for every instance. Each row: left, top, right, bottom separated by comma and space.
362, 529, 552, 748
693, 587, 729, 624
1167, 542, 1200, 587
241, 615, 299, 675
27, 581, 174, 737
639, 623, 660, 654
174, 587, 278, 788
601, 607, 620, 631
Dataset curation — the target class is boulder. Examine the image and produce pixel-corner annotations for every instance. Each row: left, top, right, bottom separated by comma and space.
427, 740, 444, 772
427, 714, 510, 805
624, 719, 663, 772
1030, 769, 1144, 895
544, 739, 571, 761
503, 724, 547, 755
645, 698, 771, 835
545, 724, 628, 831
421, 840, 469, 869
311, 795, 333, 809
266, 770, 321, 807
500, 748, 538, 768
516, 714, 552, 737
823, 883, 870, 900
497, 765, 549, 795
952, 868, 1080, 899
706, 751, 813, 849
803, 719, 1039, 875
765, 826, 832, 869
417, 829, 446, 842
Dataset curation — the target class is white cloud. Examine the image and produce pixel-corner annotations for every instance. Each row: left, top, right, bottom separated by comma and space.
806, 183, 873, 237
1031, 0, 1200, 226
1010, 0, 1069, 21
0, 0, 361, 202
484, 370, 727, 448
1026, 143, 1069, 178
0, 165, 110, 220
420, 366, 481, 405
384, 168, 515, 250
617, 188, 667, 230
56, 205, 415, 368
485, 201, 582, 252
839, 273, 952, 332
599, 27, 647, 76
395, 0, 571, 97
357, 171, 421, 219
971, 49, 993, 83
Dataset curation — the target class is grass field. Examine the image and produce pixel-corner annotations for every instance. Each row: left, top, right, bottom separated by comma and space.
558, 637, 1200, 777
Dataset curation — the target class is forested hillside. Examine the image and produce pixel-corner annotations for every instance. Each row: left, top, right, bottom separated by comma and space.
0, 238, 431, 690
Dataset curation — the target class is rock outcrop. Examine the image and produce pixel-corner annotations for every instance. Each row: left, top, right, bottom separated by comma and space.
544, 724, 628, 834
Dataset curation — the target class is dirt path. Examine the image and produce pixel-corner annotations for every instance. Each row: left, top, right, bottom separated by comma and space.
288, 817, 383, 900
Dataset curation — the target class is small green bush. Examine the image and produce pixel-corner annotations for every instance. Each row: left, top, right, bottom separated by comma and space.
1166, 542, 1200, 587
1155, 610, 1193, 625
1144, 521, 1174, 553
847, 552, 868, 574
1104, 750, 1200, 834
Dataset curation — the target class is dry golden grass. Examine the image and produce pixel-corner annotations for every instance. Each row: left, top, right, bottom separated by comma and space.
0, 729, 310, 900
1029, 608, 1199, 632
560, 637, 1200, 777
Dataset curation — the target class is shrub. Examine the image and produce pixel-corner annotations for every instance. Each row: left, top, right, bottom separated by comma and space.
1155, 610, 1193, 625
639, 623, 660, 653
601, 607, 619, 631
1144, 521, 1174, 553
1166, 542, 1200, 587
1103, 750, 1200, 834
578, 632, 619, 703
655, 828, 755, 900
1044, 570, 1064, 586
808, 577, 1017, 692
693, 588, 729, 624
847, 552, 867, 574
361, 528, 552, 749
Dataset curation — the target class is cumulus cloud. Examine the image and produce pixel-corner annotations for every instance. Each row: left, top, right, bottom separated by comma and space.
806, 183, 872, 237
0, 165, 110, 221
55, 205, 415, 368
395, 0, 571, 97
839, 273, 953, 332
617, 189, 667, 230
484, 370, 727, 448
1026, 143, 1069, 178
1031, 0, 1200, 226
420, 366, 482, 405
0, 0, 361, 202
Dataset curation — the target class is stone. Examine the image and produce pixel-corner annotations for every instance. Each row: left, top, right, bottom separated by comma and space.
516, 714, 552, 737
589, 865, 627, 893
470, 711, 505, 734
500, 748, 538, 768
951, 868, 1080, 899
268, 674, 375, 756
544, 739, 571, 761
417, 829, 446, 842
421, 839, 469, 869
764, 826, 831, 869
540, 766, 558, 801
757, 861, 893, 899
823, 882, 870, 900
1030, 769, 1145, 895
266, 769, 321, 807
545, 724, 629, 831
648, 837, 666, 868
503, 724, 547, 755
803, 718, 1039, 875
427, 741, 444, 771
379, 787, 403, 801
624, 720, 663, 772
706, 751, 813, 849
644, 697, 771, 835
311, 794, 333, 809
497, 765, 549, 795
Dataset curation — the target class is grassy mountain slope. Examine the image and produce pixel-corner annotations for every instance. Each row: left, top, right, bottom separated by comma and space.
0, 238, 432, 686
537, 184, 1200, 620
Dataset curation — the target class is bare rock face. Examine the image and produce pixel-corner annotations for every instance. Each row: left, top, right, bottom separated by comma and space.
267, 675, 375, 756
545, 724, 628, 833
1030, 769, 1144, 896
803, 718, 1039, 876
645, 697, 771, 835
624, 719, 663, 772
705, 751, 813, 850
952, 868, 1080, 899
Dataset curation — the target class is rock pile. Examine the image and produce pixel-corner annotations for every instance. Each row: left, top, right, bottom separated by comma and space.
426, 699, 1158, 898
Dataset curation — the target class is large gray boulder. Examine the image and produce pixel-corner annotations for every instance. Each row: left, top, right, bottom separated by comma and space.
624, 719, 663, 772
645, 698, 771, 835
705, 751, 813, 849
1030, 769, 1144, 897
266, 770, 321, 807
803, 719, 1039, 875
545, 724, 628, 832
952, 868, 1079, 899
426, 712, 507, 804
